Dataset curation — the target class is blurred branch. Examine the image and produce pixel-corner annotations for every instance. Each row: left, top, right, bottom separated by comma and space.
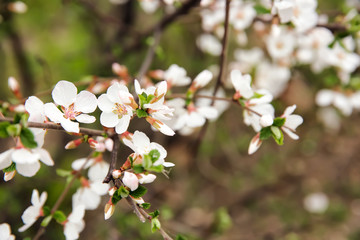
103, 135, 119, 183
33, 152, 94, 240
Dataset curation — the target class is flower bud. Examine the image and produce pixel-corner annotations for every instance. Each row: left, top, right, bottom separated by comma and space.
112, 170, 122, 179
248, 133, 262, 155
65, 138, 84, 149
260, 114, 274, 127
8, 1, 27, 14
122, 172, 139, 191
87, 137, 98, 149
108, 187, 117, 196
104, 201, 115, 220
190, 70, 213, 92
4, 170, 16, 182
139, 173, 157, 184
8, 77, 22, 99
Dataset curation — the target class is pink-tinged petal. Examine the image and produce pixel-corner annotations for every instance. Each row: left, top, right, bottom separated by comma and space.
98, 94, 114, 112
248, 134, 262, 155
44, 103, 64, 123
0, 149, 13, 169
187, 112, 206, 128
154, 121, 175, 136
37, 149, 54, 166
12, 149, 39, 164
72, 188, 100, 210
285, 114, 303, 130
163, 161, 175, 167
122, 172, 139, 191
115, 115, 131, 134
132, 131, 151, 154
60, 118, 80, 133
100, 112, 119, 128
75, 114, 96, 124
25, 96, 44, 115
74, 91, 97, 113
16, 162, 41, 177
4, 170, 16, 181
88, 162, 109, 181
193, 70, 213, 89
52, 80, 77, 108
283, 105, 297, 117
139, 174, 156, 184
71, 158, 94, 171
282, 127, 299, 140
105, 138, 114, 151
90, 182, 109, 196
197, 106, 218, 120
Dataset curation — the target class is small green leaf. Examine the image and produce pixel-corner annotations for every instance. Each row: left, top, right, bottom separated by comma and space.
136, 109, 148, 118
148, 149, 160, 162
43, 206, 51, 216
118, 186, 130, 198
272, 128, 284, 145
142, 155, 152, 169
13, 113, 22, 124
112, 189, 123, 205
20, 128, 38, 148
129, 185, 147, 198
175, 235, 188, 240
141, 203, 151, 209
3, 163, 16, 172
271, 126, 281, 140
133, 164, 145, 174
273, 117, 286, 127
41, 215, 52, 227
260, 127, 272, 140
7, 124, 21, 137
0, 122, 10, 138
56, 169, 72, 177
149, 209, 160, 218
53, 210, 67, 224
129, 156, 134, 167
147, 165, 164, 173
151, 218, 161, 233
254, 4, 271, 14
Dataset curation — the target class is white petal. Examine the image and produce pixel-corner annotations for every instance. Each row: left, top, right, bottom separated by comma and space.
90, 182, 109, 196
282, 127, 299, 140
248, 134, 262, 155
16, 162, 41, 177
285, 114, 303, 130
156, 81, 167, 96
132, 131, 151, 154
64, 221, 85, 240
100, 112, 119, 128
106, 83, 122, 103
72, 188, 100, 210
31, 189, 40, 206
316, 90, 334, 107
52, 80, 77, 108
197, 106, 219, 120
25, 96, 44, 115
12, 149, 39, 164
122, 172, 139, 191
193, 70, 213, 88
88, 162, 109, 181
187, 112, 206, 128
150, 142, 167, 159
71, 158, 94, 171
0, 149, 13, 170
75, 114, 96, 123
283, 105, 297, 117
139, 174, 157, 184
156, 121, 175, 136
0, 223, 12, 237
37, 149, 54, 166
98, 94, 114, 112
115, 115, 131, 134
60, 118, 80, 133
260, 114, 274, 127
74, 91, 97, 113
44, 103, 64, 123
163, 161, 175, 167
68, 205, 86, 222
134, 79, 143, 95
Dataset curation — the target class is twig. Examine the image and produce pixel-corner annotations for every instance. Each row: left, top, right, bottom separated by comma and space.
125, 197, 146, 223
103, 135, 119, 183
33, 152, 94, 240
0, 117, 112, 137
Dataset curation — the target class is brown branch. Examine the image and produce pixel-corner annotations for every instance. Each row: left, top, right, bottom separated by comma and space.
0, 117, 112, 137
33, 152, 94, 240
103, 135, 119, 183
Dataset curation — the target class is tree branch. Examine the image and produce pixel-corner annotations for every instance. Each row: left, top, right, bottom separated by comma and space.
103, 135, 119, 183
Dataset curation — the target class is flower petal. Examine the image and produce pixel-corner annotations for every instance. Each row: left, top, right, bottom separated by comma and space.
44, 103, 64, 123
71, 158, 94, 171
25, 96, 44, 116
52, 80, 77, 108
100, 112, 119, 128
0, 149, 13, 170
12, 149, 39, 164
75, 114, 96, 124
72, 188, 100, 210
37, 149, 54, 166
187, 112, 206, 128
16, 162, 41, 177
74, 91, 97, 113
115, 115, 131, 134
88, 162, 109, 181
60, 118, 80, 133
98, 94, 114, 112
132, 131, 151, 154
197, 106, 218, 120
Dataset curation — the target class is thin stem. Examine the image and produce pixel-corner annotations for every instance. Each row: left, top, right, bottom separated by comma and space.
0, 117, 112, 137
33, 152, 94, 240
125, 197, 146, 223
103, 135, 119, 183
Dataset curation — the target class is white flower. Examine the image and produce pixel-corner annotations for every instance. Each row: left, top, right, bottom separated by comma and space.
25, 96, 46, 123
303, 192, 329, 214
190, 70, 213, 91
19, 189, 47, 232
64, 205, 85, 240
229, 3, 256, 31
98, 82, 136, 134
139, 173, 157, 184
234, 47, 264, 73
196, 34, 222, 56
231, 69, 253, 99
0, 223, 15, 240
8, 1, 27, 14
316, 89, 353, 116
280, 105, 303, 140
266, 25, 296, 60
72, 179, 109, 210
122, 172, 139, 191
44, 80, 97, 133
164, 64, 191, 87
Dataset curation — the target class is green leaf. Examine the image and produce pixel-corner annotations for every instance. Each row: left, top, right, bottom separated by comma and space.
53, 210, 67, 224
138, 93, 147, 108
214, 207, 232, 233
149, 209, 160, 218
20, 128, 38, 148
141, 203, 151, 209
175, 235, 188, 240
41, 215, 52, 227
148, 149, 160, 162
112, 189, 123, 205
7, 124, 21, 137
136, 109, 148, 118
272, 128, 284, 145
13, 113, 22, 124
142, 155, 152, 169
0, 122, 10, 138
118, 186, 130, 198
273, 117, 286, 127
56, 169, 72, 177
151, 218, 161, 233
260, 127, 272, 140
147, 165, 164, 173
254, 4, 271, 14
3, 163, 16, 173
133, 164, 145, 174
271, 126, 281, 140
129, 156, 134, 167
43, 206, 51, 216
129, 185, 147, 198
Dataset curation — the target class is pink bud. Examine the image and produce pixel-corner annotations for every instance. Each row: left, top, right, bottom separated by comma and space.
4, 170, 16, 181
104, 201, 115, 220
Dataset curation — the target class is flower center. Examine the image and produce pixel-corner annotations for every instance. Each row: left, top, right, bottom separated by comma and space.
63, 104, 81, 120
113, 103, 128, 118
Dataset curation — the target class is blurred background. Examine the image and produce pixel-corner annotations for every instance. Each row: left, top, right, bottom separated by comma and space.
1, 0, 360, 239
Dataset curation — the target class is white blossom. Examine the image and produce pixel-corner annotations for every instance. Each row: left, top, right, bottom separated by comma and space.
64, 205, 86, 240
122, 172, 139, 191
0, 223, 15, 240
280, 105, 303, 140
164, 64, 191, 87
196, 34, 222, 56
304, 192, 329, 214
